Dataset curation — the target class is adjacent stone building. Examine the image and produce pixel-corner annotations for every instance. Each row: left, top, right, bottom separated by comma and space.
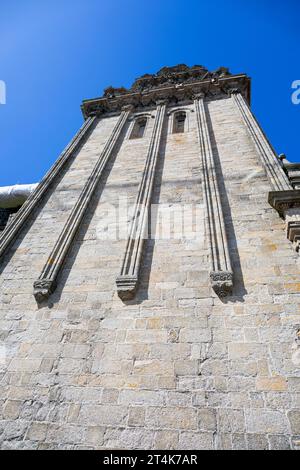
0, 65, 299, 450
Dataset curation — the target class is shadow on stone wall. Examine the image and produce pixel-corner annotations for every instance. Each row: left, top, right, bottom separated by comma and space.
0, 121, 97, 284
205, 101, 247, 302
49, 120, 131, 308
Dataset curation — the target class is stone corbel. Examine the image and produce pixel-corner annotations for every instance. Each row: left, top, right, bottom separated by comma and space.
268, 190, 300, 252
194, 93, 233, 297
116, 100, 167, 300
33, 106, 132, 303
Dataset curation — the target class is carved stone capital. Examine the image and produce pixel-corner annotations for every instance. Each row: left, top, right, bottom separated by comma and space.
268, 190, 300, 217
82, 66, 250, 118
210, 271, 233, 297
33, 279, 54, 303
116, 275, 138, 301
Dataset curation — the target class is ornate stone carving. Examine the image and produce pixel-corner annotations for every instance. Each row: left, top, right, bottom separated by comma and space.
115, 275, 138, 301
130, 65, 230, 93
82, 65, 250, 119
33, 279, 55, 303
279, 154, 300, 190
0, 116, 97, 262
195, 96, 233, 297
33, 108, 131, 303
116, 102, 166, 300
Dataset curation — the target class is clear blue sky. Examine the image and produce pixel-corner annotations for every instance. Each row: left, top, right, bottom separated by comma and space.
0, 0, 299, 186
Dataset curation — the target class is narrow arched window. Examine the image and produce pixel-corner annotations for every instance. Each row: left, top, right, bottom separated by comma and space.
173, 112, 186, 134
130, 117, 147, 139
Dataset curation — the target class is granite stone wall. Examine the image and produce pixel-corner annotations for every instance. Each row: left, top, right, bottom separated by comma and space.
0, 95, 299, 450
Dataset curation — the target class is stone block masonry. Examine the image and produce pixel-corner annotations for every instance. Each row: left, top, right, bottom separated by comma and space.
0, 64, 299, 450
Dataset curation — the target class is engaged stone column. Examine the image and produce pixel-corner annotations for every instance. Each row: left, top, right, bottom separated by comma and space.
116, 100, 166, 300
230, 89, 291, 192
194, 94, 233, 297
33, 107, 132, 303
230, 89, 300, 253
0, 116, 98, 262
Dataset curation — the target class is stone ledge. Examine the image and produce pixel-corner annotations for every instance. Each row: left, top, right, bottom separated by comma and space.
268, 190, 300, 217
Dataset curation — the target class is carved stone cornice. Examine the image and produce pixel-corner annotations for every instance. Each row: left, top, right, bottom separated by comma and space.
33, 108, 131, 303
81, 65, 250, 118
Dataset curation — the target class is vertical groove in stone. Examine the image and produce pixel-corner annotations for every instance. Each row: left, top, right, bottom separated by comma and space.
33, 108, 131, 302
116, 102, 166, 300
231, 90, 291, 191
0, 116, 98, 262
195, 96, 233, 297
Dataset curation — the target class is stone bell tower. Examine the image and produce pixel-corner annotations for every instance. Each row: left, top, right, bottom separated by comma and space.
0, 65, 299, 450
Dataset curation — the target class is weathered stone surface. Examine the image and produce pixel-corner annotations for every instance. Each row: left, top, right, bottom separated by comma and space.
0, 65, 299, 450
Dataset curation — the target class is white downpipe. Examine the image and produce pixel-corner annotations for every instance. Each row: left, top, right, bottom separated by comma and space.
0, 183, 38, 209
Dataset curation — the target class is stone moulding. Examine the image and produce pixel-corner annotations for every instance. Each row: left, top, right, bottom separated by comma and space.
279, 155, 300, 190
82, 74, 250, 119
194, 95, 233, 297
231, 90, 300, 254
268, 190, 300, 252
230, 90, 291, 192
33, 107, 131, 303
0, 116, 97, 263
115, 275, 138, 301
116, 101, 166, 300
210, 271, 234, 298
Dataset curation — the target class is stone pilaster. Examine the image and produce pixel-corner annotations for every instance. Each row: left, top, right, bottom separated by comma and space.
116, 101, 166, 300
230, 89, 300, 253
194, 94, 233, 297
0, 115, 98, 262
33, 107, 131, 303
230, 89, 291, 192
